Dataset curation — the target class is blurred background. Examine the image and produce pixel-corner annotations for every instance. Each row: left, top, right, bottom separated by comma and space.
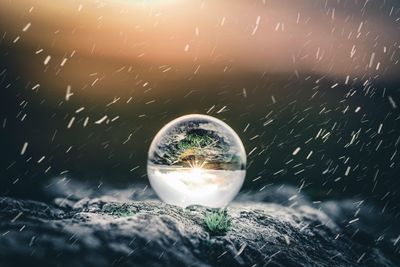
0, 0, 399, 212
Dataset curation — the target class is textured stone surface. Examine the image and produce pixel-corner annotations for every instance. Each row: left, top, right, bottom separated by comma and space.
0, 179, 399, 267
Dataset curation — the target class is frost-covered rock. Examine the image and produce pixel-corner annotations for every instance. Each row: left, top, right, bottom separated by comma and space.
0, 183, 399, 267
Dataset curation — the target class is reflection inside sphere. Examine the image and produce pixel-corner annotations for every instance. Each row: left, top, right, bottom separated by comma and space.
147, 114, 246, 208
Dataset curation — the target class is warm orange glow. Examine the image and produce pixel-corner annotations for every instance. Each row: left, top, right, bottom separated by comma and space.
0, 0, 397, 98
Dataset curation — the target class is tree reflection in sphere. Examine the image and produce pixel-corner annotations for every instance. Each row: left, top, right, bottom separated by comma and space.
147, 114, 246, 208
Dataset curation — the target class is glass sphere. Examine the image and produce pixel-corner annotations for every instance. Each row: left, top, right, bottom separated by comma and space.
147, 114, 246, 208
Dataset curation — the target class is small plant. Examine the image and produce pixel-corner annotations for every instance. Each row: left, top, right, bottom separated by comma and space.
204, 209, 231, 236
102, 203, 137, 217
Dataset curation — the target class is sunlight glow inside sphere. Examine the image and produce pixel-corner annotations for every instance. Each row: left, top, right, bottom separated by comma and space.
147, 114, 246, 208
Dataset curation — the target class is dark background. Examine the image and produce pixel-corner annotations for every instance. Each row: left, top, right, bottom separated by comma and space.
0, 0, 399, 214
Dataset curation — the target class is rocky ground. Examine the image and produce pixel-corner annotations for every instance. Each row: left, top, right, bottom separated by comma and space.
0, 178, 399, 267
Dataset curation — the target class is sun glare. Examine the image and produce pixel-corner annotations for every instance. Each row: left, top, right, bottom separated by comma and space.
147, 114, 246, 208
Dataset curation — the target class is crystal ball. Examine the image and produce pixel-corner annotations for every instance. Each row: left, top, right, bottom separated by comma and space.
147, 114, 246, 208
